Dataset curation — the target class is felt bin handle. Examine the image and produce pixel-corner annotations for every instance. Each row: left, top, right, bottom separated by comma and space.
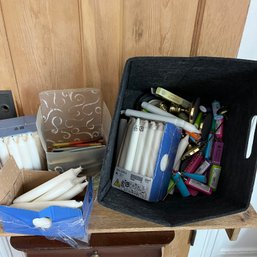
246, 115, 257, 159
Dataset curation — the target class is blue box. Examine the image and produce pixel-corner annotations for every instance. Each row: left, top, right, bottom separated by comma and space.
112, 123, 181, 202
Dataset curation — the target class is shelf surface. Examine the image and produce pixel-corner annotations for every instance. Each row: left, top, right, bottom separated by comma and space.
1, 203, 257, 236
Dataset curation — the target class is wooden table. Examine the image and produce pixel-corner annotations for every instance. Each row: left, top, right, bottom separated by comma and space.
3, 203, 257, 257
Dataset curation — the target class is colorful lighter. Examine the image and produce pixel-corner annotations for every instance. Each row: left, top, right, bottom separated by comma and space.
201, 113, 213, 141
212, 100, 220, 117
167, 179, 176, 195
194, 105, 207, 129
185, 130, 201, 142
194, 112, 203, 129
204, 119, 216, 160
172, 173, 190, 197
194, 160, 210, 175
185, 179, 212, 195
208, 165, 221, 191
189, 97, 200, 124
181, 145, 202, 160
184, 153, 204, 173
215, 115, 224, 140
182, 172, 207, 183
211, 141, 224, 165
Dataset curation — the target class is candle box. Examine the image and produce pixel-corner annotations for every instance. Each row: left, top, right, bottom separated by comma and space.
112, 123, 181, 202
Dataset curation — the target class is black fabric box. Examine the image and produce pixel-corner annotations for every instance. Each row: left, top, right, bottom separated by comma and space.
98, 57, 257, 226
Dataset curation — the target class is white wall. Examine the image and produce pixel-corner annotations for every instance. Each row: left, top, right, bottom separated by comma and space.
189, 0, 257, 256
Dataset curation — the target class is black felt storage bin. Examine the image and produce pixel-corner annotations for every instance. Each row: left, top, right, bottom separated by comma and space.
98, 57, 257, 226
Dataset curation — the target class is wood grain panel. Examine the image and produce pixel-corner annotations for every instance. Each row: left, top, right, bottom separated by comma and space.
1, 0, 84, 115
0, 2, 22, 115
196, 0, 250, 57
162, 231, 191, 257
88, 203, 257, 233
80, 0, 122, 114
122, 0, 199, 61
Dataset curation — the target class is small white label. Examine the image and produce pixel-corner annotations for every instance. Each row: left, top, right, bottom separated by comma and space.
188, 179, 211, 192
195, 160, 210, 175
160, 154, 169, 171
112, 167, 153, 200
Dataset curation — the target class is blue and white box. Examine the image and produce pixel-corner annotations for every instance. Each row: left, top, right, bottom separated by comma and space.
112, 122, 181, 202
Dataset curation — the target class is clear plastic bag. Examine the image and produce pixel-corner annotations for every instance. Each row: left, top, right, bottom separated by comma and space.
0, 178, 94, 248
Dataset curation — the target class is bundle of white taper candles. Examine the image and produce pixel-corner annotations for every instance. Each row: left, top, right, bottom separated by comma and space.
117, 101, 202, 177
11, 167, 88, 211
0, 132, 45, 170
118, 117, 164, 178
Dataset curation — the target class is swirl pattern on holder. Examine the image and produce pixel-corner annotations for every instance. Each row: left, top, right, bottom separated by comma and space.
39, 88, 102, 148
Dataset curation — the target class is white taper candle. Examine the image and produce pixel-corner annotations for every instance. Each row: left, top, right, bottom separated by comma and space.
13, 167, 83, 203
132, 120, 149, 173
147, 122, 164, 177
124, 118, 141, 171
139, 121, 157, 176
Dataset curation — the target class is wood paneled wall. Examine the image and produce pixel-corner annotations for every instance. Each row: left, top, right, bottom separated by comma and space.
0, 0, 250, 115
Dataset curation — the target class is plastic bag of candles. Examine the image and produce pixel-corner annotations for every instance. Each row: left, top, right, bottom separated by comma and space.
0, 158, 93, 247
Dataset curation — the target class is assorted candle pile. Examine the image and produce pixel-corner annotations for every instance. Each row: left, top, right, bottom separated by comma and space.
168, 98, 225, 197
11, 167, 88, 211
115, 87, 226, 200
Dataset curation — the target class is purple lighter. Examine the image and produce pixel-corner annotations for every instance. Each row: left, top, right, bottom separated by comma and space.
211, 141, 224, 165
184, 153, 204, 173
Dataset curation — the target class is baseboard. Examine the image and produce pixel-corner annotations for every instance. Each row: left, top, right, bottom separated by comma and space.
218, 247, 257, 257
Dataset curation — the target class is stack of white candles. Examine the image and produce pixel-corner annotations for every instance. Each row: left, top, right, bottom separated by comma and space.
0, 132, 45, 170
118, 118, 164, 178
11, 167, 88, 211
